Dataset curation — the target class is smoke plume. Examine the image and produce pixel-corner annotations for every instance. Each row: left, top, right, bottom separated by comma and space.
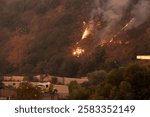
126, 0, 150, 30
91, 0, 150, 40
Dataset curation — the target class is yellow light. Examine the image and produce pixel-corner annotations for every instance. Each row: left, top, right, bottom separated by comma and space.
82, 28, 90, 39
137, 55, 150, 60
73, 47, 85, 57
73, 52, 76, 55
81, 20, 94, 40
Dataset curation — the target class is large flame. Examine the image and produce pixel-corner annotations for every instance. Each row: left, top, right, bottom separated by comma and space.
72, 20, 101, 57
73, 47, 85, 57
81, 27, 91, 39
81, 20, 94, 40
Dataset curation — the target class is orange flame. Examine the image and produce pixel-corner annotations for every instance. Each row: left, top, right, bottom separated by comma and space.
73, 47, 85, 57
82, 27, 91, 39
81, 20, 94, 40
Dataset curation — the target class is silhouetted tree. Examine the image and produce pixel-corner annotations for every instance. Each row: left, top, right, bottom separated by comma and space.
15, 82, 42, 100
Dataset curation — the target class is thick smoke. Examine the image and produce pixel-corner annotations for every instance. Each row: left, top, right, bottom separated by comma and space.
126, 0, 150, 30
102, 0, 130, 38
90, 0, 104, 19
91, 0, 150, 40
102, 0, 130, 25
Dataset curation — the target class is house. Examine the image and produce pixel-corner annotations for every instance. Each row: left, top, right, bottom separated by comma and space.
63, 77, 88, 84
2, 81, 20, 88
33, 74, 51, 82
3, 76, 12, 81
3, 76, 24, 82
43, 75, 88, 85
2, 76, 24, 88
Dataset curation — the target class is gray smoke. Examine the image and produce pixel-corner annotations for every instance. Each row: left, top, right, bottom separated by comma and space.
91, 0, 150, 39
126, 0, 150, 30
101, 0, 130, 38
90, 0, 104, 19
103, 0, 130, 24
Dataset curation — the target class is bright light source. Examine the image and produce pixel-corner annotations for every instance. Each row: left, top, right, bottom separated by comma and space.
137, 55, 150, 60
73, 47, 85, 57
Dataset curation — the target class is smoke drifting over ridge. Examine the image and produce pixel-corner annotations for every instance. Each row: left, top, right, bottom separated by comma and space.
128, 0, 150, 29
91, 0, 150, 39
72, 0, 150, 57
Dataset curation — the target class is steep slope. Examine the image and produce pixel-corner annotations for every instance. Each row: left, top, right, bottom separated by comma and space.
0, 0, 149, 76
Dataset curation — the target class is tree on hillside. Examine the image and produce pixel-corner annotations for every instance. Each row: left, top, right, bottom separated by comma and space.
69, 81, 90, 100
69, 64, 150, 100
87, 70, 107, 85
15, 82, 42, 100
59, 57, 79, 77
107, 67, 125, 86
124, 64, 150, 99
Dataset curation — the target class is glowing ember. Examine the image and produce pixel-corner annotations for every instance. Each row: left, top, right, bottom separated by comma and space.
76, 42, 79, 45
119, 40, 122, 44
109, 38, 114, 43
99, 40, 107, 47
125, 41, 130, 44
73, 47, 85, 57
83, 21, 86, 26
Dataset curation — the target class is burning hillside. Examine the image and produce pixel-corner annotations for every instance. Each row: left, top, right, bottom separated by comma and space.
0, 0, 149, 76
72, 0, 150, 57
